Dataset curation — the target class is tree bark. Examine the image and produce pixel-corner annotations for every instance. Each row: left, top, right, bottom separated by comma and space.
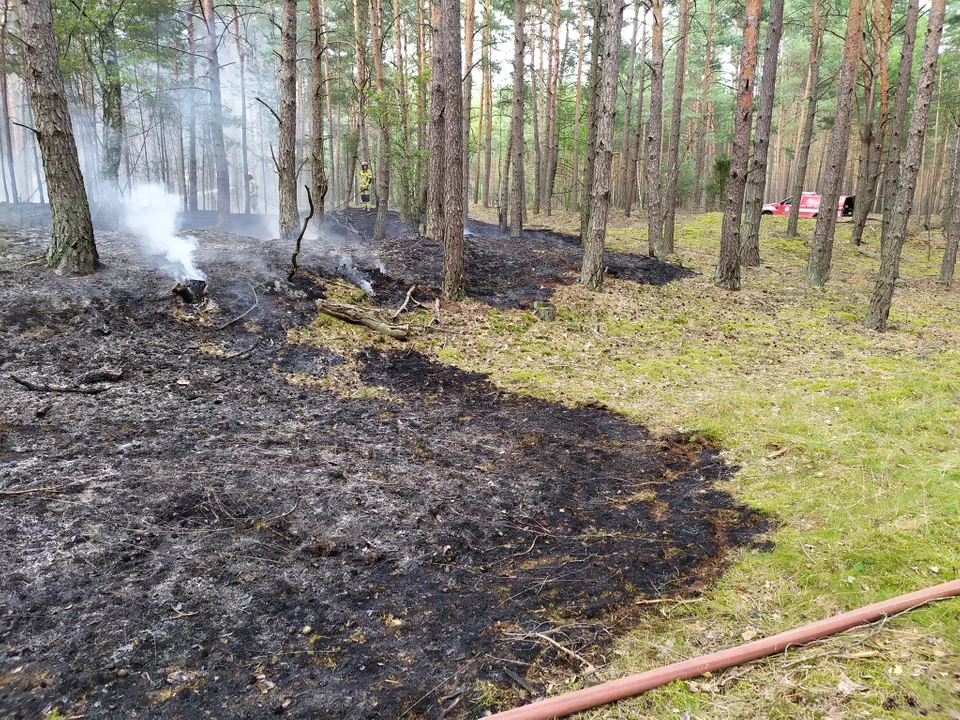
570, 0, 586, 211
661, 0, 689, 253
864, 0, 945, 329
0, 9, 20, 203
879, 0, 918, 232
580, 0, 603, 241
714, 0, 761, 290
850, 0, 891, 246
941, 128, 960, 284
201, 0, 231, 229
542, 0, 561, 215
438, 0, 464, 299
233, 4, 251, 215
740, 0, 785, 267
17, 0, 97, 274
426, 0, 445, 238
530, 22, 542, 216
186, 7, 198, 212
97, 11, 123, 228
581, 0, 624, 290
482, 0, 494, 207
691, 0, 715, 211
787, 0, 825, 237
646, 0, 665, 257
277, 0, 299, 240
805, 0, 866, 287
618, 1, 640, 210
626, 5, 646, 217
393, 0, 413, 221
509, 0, 526, 238
462, 0, 475, 219
369, 0, 389, 241
309, 0, 328, 222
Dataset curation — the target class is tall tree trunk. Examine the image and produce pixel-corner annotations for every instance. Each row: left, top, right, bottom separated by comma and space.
570, 0, 586, 211
509, 0, 526, 238
530, 27, 542, 216
714, 0, 761, 290
320, 0, 335, 204
922, 66, 943, 228
393, 0, 413, 221
661, 0, 689, 253
691, 0, 715, 211
626, 5, 646, 217
618, 1, 640, 210
352, 0, 371, 165
482, 0, 494, 207
542, 0, 561, 215
369, 0, 389, 240
233, 4, 252, 215
17, 0, 97, 273
580, 0, 603, 240
646, 0, 665, 258
430, 0, 464, 299
462, 0, 475, 218
498, 134, 512, 231
787, 0, 825, 237
850, 0, 891, 246
0, 11, 20, 203
941, 127, 960, 284
278, 0, 299, 240
581, 0, 624, 290
740, 0, 785, 266
805, 0, 866, 286
863, 0, 945, 329
310, 0, 329, 222
97, 11, 123, 228
879, 0, 919, 229
186, 7, 198, 212
201, 0, 231, 229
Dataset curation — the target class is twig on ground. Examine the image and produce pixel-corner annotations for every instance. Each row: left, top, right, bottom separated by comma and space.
10, 375, 108, 394
217, 282, 259, 330
224, 336, 261, 358
391, 284, 418, 319
634, 597, 703, 607
437, 690, 463, 719
502, 666, 537, 695
167, 606, 199, 620
0, 484, 70, 497
533, 632, 597, 675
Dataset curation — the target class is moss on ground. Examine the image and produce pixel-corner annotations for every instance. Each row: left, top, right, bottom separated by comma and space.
308, 209, 960, 718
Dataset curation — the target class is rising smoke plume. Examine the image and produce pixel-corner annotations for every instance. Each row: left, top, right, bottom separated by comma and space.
123, 184, 206, 281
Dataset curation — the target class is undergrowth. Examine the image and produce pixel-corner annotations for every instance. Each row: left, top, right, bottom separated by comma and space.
304, 210, 960, 719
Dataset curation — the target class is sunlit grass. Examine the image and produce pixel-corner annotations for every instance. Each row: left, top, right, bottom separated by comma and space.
304, 209, 960, 717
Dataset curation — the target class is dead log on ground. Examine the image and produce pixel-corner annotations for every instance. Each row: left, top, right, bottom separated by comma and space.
317, 299, 409, 340
10, 375, 109, 394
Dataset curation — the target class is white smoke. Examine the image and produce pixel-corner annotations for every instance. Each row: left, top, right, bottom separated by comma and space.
123, 184, 206, 281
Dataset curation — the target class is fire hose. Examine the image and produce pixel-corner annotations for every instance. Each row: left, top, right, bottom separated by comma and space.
488, 579, 960, 720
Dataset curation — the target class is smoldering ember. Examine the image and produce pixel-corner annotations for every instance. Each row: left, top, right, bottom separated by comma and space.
2, 0, 960, 717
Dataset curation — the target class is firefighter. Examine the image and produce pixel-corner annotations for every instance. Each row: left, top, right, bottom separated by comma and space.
358, 161, 373, 212
247, 173, 259, 213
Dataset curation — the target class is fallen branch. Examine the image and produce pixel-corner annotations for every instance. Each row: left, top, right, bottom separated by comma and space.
289, 185, 315, 280
218, 282, 260, 330
10, 375, 108, 394
533, 632, 597, 675
0, 484, 70, 497
391, 284, 418, 319
317, 299, 409, 340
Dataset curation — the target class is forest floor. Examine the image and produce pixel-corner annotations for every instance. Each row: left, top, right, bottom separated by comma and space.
1, 202, 958, 719
0, 204, 769, 720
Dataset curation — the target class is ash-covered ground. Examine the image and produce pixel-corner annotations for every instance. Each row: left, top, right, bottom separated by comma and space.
1, 205, 768, 719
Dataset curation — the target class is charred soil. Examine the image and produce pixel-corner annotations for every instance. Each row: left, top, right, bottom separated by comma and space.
1, 208, 769, 719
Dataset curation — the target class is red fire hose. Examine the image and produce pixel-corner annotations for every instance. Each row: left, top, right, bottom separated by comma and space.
488, 579, 960, 720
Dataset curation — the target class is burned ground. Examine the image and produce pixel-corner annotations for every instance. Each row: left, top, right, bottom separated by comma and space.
1, 209, 768, 719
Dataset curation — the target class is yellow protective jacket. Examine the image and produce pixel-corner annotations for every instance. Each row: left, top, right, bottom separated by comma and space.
359, 168, 373, 192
